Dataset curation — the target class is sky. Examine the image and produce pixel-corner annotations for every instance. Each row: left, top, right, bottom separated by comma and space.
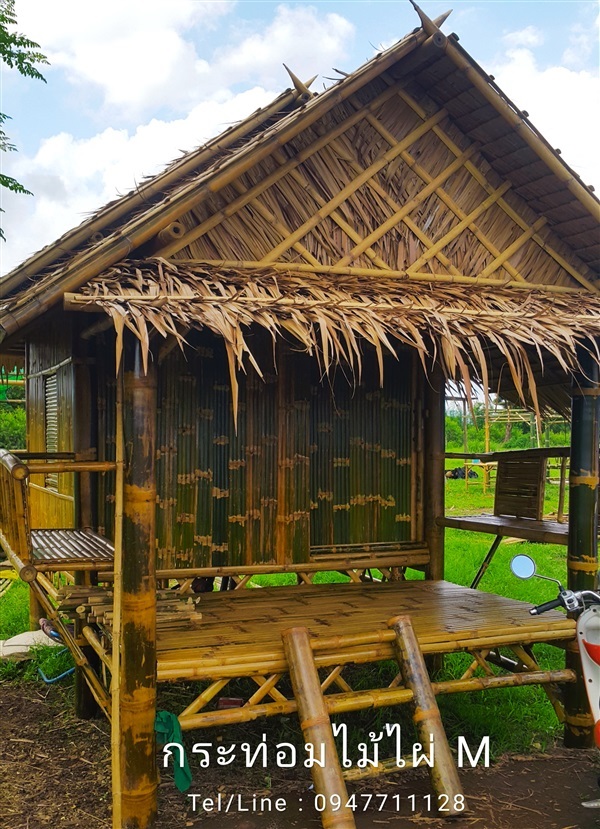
0, 0, 598, 277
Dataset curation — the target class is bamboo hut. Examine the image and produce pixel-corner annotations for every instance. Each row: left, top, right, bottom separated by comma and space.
0, 5, 598, 828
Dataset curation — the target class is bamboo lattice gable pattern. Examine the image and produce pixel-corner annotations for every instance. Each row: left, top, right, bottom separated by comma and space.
1, 9, 598, 347
65, 258, 600, 417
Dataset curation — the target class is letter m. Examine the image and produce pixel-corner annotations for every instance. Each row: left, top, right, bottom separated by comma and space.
457, 736, 490, 768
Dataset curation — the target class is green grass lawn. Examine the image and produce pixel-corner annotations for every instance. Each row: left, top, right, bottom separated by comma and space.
0, 477, 579, 758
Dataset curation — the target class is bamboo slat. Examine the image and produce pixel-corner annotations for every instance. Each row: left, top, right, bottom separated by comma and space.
149, 581, 575, 683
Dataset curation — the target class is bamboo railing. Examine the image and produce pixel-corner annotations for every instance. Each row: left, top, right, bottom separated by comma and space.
0, 450, 117, 583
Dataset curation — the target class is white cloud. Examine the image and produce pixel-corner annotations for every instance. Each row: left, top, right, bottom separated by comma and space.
211, 5, 355, 89
1, 2, 357, 274
16, 0, 234, 117
491, 47, 600, 189
15, 1, 354, 118
562, 19, 599, 68
501, 25, 544, 48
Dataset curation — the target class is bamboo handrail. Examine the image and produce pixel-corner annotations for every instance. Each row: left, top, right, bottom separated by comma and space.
0, 533, 38, 582
26, 461, 117, 474
99, 550, 430, 582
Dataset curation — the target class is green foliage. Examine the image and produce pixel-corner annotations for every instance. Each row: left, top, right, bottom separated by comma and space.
0, 0, 48, 240
0, 577, 28, 637
0, 402, 26, 448
445, 404, 570, 454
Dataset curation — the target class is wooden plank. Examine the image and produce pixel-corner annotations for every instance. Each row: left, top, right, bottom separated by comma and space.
441, 514, 569, 544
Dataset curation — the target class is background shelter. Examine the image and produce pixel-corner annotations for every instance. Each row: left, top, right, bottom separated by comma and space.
0, 5, 598, 828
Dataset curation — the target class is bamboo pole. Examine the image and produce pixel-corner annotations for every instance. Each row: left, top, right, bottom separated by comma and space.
111, 368, 125, 829
26, 461, 117, 474
82, 625, 112, 671
565, 345, 599, 748
390, 615, 464, 815
117, 340, 158, 829
281, 626, 356, 829
423, 363, 445, 580
179, 686, 415, 731
170, 260, 589, 295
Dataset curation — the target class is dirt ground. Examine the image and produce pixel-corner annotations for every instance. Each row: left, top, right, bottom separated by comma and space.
1, 682, 599, 829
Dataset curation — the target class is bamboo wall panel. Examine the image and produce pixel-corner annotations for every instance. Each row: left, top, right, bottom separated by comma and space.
28, 484, 74, 529
310, 351, 413, 549
26, 315, 75, 528
95, 335, 116, 540
94, 332, 415, 567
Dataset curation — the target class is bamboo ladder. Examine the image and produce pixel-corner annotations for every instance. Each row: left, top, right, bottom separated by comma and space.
282, 615, 464, 829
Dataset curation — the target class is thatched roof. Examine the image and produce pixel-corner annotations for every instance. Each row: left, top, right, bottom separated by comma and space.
1, 4, 599, 414
65, 258, 600, 417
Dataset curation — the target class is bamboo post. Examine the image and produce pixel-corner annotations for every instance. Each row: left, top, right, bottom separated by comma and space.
74, 567, 100, 720
389, 615, 465, 815
424, 363, 445, 580
281, 626, 356, 829
116, 339, 158, 828
74, 349, 99, 719
565, 344, 599, 748
111, 370, 124, 829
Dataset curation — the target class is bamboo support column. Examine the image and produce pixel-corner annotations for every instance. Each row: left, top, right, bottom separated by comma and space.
281, 626, 356, 829
390, 615, 465, 815
565, 344, 599, 748
74, 349, 99, 719
115, 339, 158, 828
424, 363, 445, 580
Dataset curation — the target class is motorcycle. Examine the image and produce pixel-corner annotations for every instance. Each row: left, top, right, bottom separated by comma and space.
510, 554, 600, 809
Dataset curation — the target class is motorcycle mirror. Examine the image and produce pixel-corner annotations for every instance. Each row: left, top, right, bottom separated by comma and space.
510, 554, 537, 580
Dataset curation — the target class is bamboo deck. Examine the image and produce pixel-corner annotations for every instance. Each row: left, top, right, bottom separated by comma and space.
441, 514, 570, 544
156, 580, 575, 682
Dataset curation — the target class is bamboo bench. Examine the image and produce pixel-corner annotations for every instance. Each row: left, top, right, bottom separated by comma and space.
0, 449, 115, 582
442, 448, 570, 587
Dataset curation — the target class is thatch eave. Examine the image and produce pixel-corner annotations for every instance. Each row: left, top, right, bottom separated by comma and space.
63, 258, 600, 418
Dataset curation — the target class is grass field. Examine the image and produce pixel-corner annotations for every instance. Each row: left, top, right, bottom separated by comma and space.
0, 476, 577, 757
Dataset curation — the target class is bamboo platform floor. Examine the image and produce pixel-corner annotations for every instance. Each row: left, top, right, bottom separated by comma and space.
156, 580, 575, 682
441, 514, 569, 545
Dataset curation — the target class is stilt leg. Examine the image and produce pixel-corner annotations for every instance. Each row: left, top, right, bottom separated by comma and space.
282, 626, 356, 829
390, 614, 465, 816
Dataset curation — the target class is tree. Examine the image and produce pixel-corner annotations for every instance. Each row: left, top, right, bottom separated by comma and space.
0, 0, 48, 240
